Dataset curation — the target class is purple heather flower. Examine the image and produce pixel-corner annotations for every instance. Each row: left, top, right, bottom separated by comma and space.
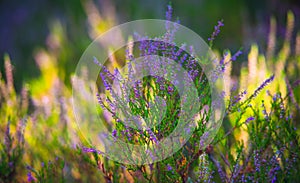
112, 129, 117, 137
230, 83, 239, 93
218, 20, 224, 26
230, 50, 243, 61
94, 57, 114, 80
93, 56, 102, 66
208, 20, 224, 42
8, 162, 13, 168
27, 172, 35, 182
174, 47, 184, 59
189, 45, 194, 56
241, 174, 247, 183
125, 49, 134, 61
233, 90, 247, 104
254, 75, 275, 97
271, 177, 277, 183
100, 73, 112, 91
219, 51, 229, 71
167, 164, 173, 171
149, 164, 154, 171
4, 122, 11, 151
127, 61, 136, 86
17, 118, 26, 144
146, 149, 155, 160
113, 68, 122, 81
160, 83, 165, 91
272, 94, 278, 101
26, 165, 33, 170
147, 129, 158, 144
133, 81, 141, 98
214, 159, 227, 182
106, 98, 116, 112
180, 53, 188, 64
185, 127, 191, 134
96, 93, 106, 109
232, 162, 241, 180
167, 86, 174, 94
279, 101, 285, 119
166, 5, 173, 21
82, 147, 103, 154
261, 101, 269, 120
268, 155, 281, 182
245, 116, 255, 124
253, 150, 261, 173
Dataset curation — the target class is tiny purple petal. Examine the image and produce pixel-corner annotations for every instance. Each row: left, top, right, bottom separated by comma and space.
167, 164, 173, 171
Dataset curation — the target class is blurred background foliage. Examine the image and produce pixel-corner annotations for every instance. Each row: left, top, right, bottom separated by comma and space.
1, 0, 300, 89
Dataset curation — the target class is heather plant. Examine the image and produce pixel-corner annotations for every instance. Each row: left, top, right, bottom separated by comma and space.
209, 89, 300, 182
206, 11, 300, 183
0, 45, 106, 182
25, 157, 65, 183
0, 55, 28, 182
0, 121, 25, 183
75, 5, 221, 182
76, 5, 299, 183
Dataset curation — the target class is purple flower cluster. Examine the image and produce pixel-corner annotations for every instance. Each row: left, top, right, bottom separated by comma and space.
215, 159, 227, 182
27, 172, 35, 182
251, 75, 275, 99
279, 99, 285, 119
253, 150, 261, 173
4, 121, 12, 152
133, 81, 141, 99
230, 50, 243, 62
147, 128, 158, 144
93, 57, 114, 80
100, 72, 112, 91
208, 20, 224, 42
230, 90, 247, 107
112, 129, 117, 137
82, 147, 104, 155
165, 5, 172, 21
